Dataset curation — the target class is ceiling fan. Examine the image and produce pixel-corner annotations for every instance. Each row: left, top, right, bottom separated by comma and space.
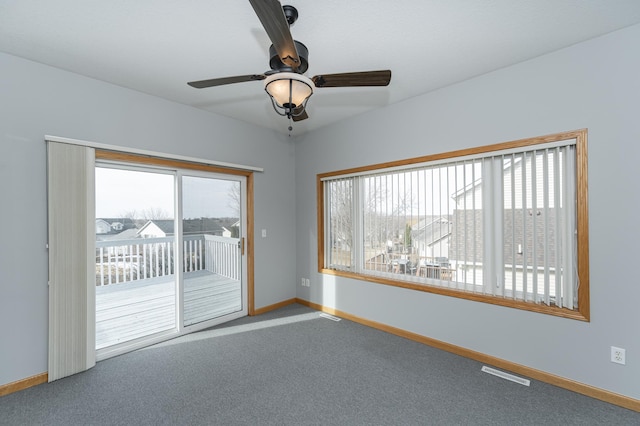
188, 0, 391, 124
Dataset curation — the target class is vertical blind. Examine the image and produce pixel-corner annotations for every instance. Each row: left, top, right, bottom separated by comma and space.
47, 141, 96, 381
323, 139, 578, 310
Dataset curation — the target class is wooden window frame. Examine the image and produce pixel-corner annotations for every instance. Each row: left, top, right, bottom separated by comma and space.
96, 150, 256, 315
317, 129, 589, 321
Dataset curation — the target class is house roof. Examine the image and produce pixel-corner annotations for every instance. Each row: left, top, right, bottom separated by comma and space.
411, 217, 452, 246
95, 217, 137, 235
137, 218, 232, 236
139, 220, 175, 235
97, 217, 136, 227
451, 157, 523, 203
96, 228, 140, 242
182, 218, 225, 236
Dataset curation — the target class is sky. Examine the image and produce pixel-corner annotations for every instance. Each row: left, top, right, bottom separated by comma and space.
95, 167, 240, 219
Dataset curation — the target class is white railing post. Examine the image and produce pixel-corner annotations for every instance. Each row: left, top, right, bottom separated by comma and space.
96, 235, 239, 286
202, 235, 240, 280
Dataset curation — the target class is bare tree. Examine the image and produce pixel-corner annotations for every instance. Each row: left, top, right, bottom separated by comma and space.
119, 209, 144, 227
119, 207, 171, 227
362, 176, 414, 252
140, 207, 171, 220
328, 175, 416, 255
120, 209, 138, 220
227, 182, 241, 219
328, 180, 354, 250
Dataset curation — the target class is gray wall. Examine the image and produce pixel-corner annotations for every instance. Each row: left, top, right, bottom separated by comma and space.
0, 52, 297, 386
295, 24, 640, 400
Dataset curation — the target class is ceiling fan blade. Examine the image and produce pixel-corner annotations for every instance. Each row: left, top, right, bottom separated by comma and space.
311, 70, 392, 88
292, 106, 308, 122
187, 74, 266, 89
248, 0, 300, 69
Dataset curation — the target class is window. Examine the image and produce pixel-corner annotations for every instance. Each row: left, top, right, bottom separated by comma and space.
318, 130, 589, 320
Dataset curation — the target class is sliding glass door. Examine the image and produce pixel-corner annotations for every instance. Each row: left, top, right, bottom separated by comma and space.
95, 167, 177, 350
95, 164, 247, 358
181, 174, 243, 327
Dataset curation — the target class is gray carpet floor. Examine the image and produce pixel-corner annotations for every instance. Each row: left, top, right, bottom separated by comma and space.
1, 303, 639, 425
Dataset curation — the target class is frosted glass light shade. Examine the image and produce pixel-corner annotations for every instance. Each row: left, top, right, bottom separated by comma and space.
264, 72, 313, 109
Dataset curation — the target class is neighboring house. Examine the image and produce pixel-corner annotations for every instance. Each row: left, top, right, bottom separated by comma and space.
96, 219, 111, 235
448, 157, 559, 288
410, 216, 452, 260
182, 218, 227, 237
137, 218, 231, 238
450, 156, 560, 211
228, 219, 241, 238
95, 218, 137, 235
137, 219, 175, 238
449, 209, 557, 267
221, 227, 232, 238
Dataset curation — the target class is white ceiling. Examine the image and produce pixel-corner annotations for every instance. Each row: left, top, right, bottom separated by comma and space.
2, 1, 640, 136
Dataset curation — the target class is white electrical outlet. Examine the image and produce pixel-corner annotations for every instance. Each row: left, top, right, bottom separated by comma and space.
305, 278, 310, 287
611, 346, 626, 365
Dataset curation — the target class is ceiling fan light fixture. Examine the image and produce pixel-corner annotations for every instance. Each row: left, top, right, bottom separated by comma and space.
186, 2, 392, 127
264, 72, 313, 117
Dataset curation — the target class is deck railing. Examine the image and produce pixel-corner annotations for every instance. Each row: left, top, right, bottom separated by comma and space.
95, 235, 240, 286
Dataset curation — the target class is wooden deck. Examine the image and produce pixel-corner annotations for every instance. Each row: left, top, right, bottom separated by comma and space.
96, 270, 241, 349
